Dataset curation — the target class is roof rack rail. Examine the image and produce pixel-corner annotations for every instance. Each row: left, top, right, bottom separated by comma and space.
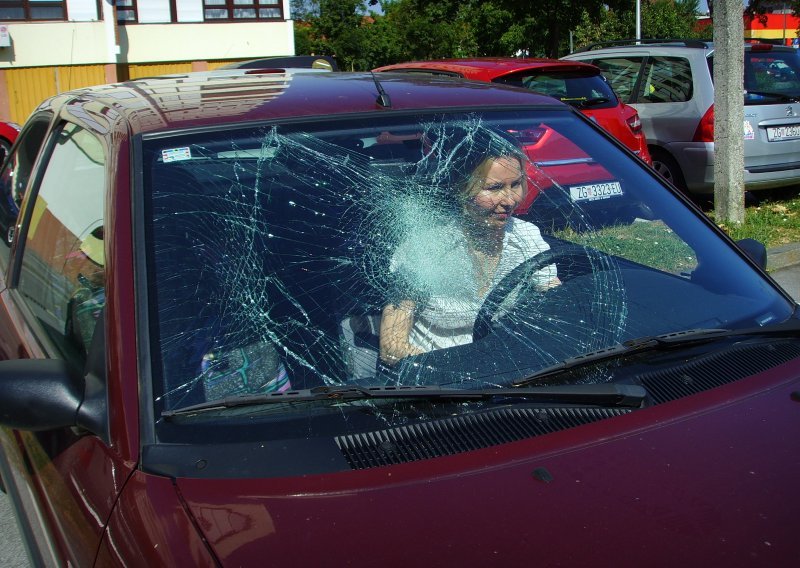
572, 38, 712, 53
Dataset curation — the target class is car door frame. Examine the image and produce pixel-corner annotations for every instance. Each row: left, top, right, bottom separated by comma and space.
0, 101, 138, 566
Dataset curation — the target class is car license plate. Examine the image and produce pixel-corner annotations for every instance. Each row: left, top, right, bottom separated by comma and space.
766, 125, 800, 142
569, 181, 623, 202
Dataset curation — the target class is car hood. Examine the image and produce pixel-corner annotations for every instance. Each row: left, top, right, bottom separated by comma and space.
175, 361, 800, 566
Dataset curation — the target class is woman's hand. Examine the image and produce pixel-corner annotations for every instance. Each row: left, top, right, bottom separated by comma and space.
379, 300, 425, 365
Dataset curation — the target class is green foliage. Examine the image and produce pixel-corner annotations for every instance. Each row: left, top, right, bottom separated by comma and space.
556, 221, 698, 274
293, 0, 706, 70
710, 188, 800, 250
572, 0, 705, 52
644, 0, 702, 39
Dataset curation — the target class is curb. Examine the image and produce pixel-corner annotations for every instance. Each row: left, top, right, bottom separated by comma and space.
767, 243, 800, 272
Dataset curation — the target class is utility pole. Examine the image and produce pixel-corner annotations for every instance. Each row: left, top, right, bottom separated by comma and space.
636, 0, 641, 42
713, 0, 744, 225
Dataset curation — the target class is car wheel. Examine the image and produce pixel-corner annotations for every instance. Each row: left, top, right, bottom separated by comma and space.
650, 148, 687, 192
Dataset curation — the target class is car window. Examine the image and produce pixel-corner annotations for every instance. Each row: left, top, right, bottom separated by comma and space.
589, 57, 644, 103
16, 123, 105, 365
142, 112, 791, 416
0, 118, 50, 275
743, 49, 800, 103
494, 70, 618, 109
639, 57, 693, 103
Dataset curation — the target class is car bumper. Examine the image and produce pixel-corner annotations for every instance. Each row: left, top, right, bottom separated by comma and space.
667, 141, 800, 194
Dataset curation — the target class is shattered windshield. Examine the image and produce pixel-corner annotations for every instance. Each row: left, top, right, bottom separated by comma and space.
143, 110, 792, 415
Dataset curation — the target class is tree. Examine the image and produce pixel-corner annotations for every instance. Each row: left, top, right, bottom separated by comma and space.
295, 0, 707, 69
643, 0, 703, 38
495, 0, 616, 58
572, 0, 704, 52
572, 7, 633, 49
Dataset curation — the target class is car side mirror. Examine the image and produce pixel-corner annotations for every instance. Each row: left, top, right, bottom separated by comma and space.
0, 359, 83, 430
736, 238, 768, 270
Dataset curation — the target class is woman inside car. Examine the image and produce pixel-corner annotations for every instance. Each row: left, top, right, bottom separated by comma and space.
378, 126, 560, 365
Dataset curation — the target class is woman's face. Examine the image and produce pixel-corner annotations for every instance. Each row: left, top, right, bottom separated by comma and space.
463, 155, 527, 231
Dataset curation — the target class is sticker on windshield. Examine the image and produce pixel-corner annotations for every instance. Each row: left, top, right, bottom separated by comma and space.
162, 147, 192, 163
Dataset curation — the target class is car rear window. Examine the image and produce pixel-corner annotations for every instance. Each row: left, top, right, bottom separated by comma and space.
493, 70, 618, 109
743, 49, 800, 104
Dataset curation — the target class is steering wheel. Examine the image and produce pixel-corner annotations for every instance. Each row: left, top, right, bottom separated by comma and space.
473, 243, 599, 341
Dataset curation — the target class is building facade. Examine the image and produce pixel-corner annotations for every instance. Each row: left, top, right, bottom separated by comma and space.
744, 9, 800, 46
0, 0, 295, 123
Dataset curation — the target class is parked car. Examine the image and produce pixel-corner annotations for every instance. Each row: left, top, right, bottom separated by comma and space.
0, 120, 20, 166
0, 70, 799, 566
374, 58, 652, 166
0, 120, 23, 247
374, 58, 652, 228
220, 54, 338, 71
562, 39, 800, 193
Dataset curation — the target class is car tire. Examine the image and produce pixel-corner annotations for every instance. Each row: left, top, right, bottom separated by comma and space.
650, 147, 687, 193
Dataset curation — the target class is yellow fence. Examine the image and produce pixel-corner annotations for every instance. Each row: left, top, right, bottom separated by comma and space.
2, 59, 247, 124
4, 65, 107, 124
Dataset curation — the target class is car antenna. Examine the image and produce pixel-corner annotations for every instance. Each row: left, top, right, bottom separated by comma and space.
371, 72, 392, 108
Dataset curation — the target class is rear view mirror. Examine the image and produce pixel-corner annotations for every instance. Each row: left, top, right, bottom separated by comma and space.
737, 238, 767, 270
0, 359, 83, 431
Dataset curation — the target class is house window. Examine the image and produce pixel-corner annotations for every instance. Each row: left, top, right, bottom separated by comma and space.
115, 0, 283, 23
0, 0, 66, 20
203, 0, 282, 21
116, 0, 137, 22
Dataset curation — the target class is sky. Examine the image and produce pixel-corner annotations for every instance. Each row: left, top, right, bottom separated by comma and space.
698, 0, 754, 15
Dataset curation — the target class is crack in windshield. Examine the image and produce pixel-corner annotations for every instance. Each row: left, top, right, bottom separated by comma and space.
143, 111, 790, 415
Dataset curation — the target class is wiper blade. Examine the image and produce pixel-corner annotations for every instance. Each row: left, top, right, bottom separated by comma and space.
559, 96, 610, 108
514, 319, 800, 388
161, 383, 646, 418
745, 90, 800, 103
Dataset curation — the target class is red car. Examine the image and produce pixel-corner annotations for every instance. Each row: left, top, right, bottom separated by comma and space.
0, 120, 19, 165
0, 70, 799, 566
374, 58, 652, 165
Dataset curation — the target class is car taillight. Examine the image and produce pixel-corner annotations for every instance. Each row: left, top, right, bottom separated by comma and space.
749, 43, 773, 52
693, 105, 714, 142
626, 112, 642, 134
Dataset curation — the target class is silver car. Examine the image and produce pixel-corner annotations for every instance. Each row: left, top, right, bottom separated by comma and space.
562, 40, 800, 194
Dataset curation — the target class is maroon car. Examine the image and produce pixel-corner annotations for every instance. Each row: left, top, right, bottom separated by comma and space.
0, 70, 798, 566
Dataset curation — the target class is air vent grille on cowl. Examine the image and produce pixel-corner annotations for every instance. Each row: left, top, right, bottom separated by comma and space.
336, 406, 630, 470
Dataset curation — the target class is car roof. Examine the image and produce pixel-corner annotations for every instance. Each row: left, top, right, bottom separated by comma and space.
374, 58, 601, 80
568, 38, 799, 57
571, 38, 714, 53
47, 71, 566, 136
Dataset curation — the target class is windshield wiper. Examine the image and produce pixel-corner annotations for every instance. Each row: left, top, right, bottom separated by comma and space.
561, 96, 611, 108
161, 383, 646, 418
745, 90, 800, 103
513, 319, 800, 388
